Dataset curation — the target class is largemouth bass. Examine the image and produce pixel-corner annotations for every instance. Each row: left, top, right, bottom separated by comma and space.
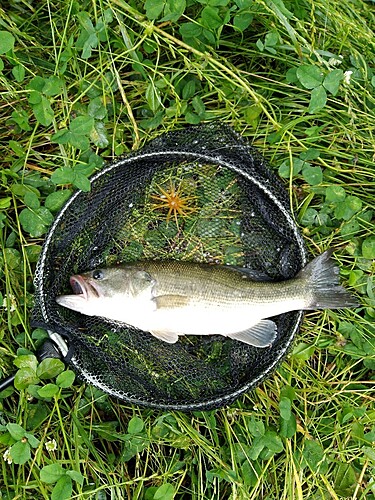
56, 250, 358, 347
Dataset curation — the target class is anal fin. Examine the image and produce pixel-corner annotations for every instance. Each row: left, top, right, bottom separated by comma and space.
150, 329, 179, 344
227, 320, 277, 348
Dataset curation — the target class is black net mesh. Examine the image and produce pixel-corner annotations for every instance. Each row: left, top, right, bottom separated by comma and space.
33, 124, 307, 410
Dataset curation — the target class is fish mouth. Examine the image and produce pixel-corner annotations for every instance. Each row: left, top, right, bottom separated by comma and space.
69, 275, 100, 300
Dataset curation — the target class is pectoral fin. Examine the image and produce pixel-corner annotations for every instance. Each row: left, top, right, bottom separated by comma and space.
153, 294, 190, 309
227, 320, 277, 347
150, 329, 179, 343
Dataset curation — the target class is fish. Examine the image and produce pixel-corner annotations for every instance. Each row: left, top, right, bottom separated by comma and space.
55, 249, 358, 348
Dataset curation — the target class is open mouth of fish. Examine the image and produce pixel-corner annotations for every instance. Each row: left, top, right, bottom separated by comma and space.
69, 276, 99, 299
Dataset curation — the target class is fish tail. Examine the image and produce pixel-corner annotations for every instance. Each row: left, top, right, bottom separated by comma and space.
298, 249, 359, 309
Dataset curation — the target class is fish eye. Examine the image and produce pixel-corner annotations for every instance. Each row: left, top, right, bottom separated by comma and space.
92, 270, 104, 280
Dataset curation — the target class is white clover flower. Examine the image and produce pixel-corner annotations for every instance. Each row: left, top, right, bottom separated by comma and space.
2, 294, 17, 312
328, 55, 343, 67
3, 448, 12, 464
344, 70, 353, 85
45, 439, 57, 452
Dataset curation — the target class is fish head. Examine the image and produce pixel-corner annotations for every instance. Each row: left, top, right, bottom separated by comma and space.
55, 266, 156, 318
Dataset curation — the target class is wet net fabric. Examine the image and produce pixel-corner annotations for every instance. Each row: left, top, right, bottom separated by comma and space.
33, 124, 307, 410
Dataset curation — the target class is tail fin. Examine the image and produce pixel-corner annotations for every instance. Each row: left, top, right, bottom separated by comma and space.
297, 249, 359, 309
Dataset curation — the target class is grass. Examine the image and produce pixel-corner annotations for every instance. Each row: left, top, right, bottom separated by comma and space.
0, 0, 374, 498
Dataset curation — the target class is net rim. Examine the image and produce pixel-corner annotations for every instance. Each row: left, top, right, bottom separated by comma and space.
35, 142, 307, 410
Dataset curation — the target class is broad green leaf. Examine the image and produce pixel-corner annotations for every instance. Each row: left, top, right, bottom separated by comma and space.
279, 397, 292, 420
162, 0, 186, 22
248, 416, 265, 437
182, 79, 196, 100
185, 111, 201, 124
69, 133, 90, 150
201, 6, 223, 29
91, 121, 109, 148
88, 96, 107, 119
265, 30, 279, 47
56, 370, 76, 388
280, 413, 297, 438
296, 65, 324, 89
128, 416, 144, 435
362, 236, 375, 259
363, 446, 375, 462
10, 440, 31, 464
241, 460, 259, 487
286, 67, 298, 83
26, 400, 51, 428
14, 368, 39, 390
19, 207, 54, 237
323, 69, 344, 96
12, 65, 25, 83
13, 354, 38, 371
69, 115, 95, 135
0, 197, 12, 209
76, 11, 95, 33
292, 342, 315, 361
121, 435, 149, 461
154, 483, 175, 500
144, 0, 164, 20
28, 76, 46, 92
42, 76, 64, 97
308, 85, 327, 113
302, 440, 327, 473
0, 31, 15, 54
249, 436, 264, 460
146, 83, 161, 113
81, 33, 98, 59
139, 110, 164, 129
66, 470, 84, 485
45, 190, 72, 212
278, 158, 305, 178
334, 196, 362, 221
24, 432, 40, 448
38, 383, 59, 398
341, 220, 360, 240
24, 191, 40, 210
51, 128, 71, 144
3, 248, 21, 270
262, 431, 284, 454
325, 185, 346, 202
302, 165, 323, 185
233, 443, 252, 464
244, 104, 262, 124
6, 423, 26, 441
299, 148, 320, 160
192, 95, 205, 116
334, 462, 357, 497
32, 95, 54, 126
51, 167, 75, 185
36, 358, 65, 379
280, 383, 297, 402
28, 90, 43, 106
234, 12, 253, 31
40, 463, 66, 483
179, 22, 202, 39
73, 172, 91, 192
